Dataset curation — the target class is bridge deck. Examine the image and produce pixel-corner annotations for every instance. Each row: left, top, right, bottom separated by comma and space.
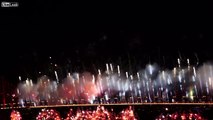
2, 103, 213, 109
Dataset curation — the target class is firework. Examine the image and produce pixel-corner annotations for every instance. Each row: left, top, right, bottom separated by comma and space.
10, 110, 22, 120
15, 61, 213, 106
36, 109, 61, 120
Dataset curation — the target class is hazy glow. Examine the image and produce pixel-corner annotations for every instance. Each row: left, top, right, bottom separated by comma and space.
16, 62, 213, 104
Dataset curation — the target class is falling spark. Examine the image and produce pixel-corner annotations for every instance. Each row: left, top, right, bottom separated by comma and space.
98, 69, 101, 75
110, 63, 113, 73
117, 65, 120, 76
106, 63, 109, 74
177, 58, 181, 68
126, 72, 129, 79
68, 72, 71, 77
55, 71, 59, 83
18, 76, 21, 81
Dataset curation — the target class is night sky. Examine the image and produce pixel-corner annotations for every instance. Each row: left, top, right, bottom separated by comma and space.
1, 3, 212, 84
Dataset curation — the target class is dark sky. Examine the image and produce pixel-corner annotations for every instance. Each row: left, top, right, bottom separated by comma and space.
0, 2, 212, 83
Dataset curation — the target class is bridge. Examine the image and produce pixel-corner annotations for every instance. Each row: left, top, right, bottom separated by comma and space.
2, 102, 213, 109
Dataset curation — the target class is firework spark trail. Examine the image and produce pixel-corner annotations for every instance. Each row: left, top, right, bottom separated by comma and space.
16, 61, 213, 105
